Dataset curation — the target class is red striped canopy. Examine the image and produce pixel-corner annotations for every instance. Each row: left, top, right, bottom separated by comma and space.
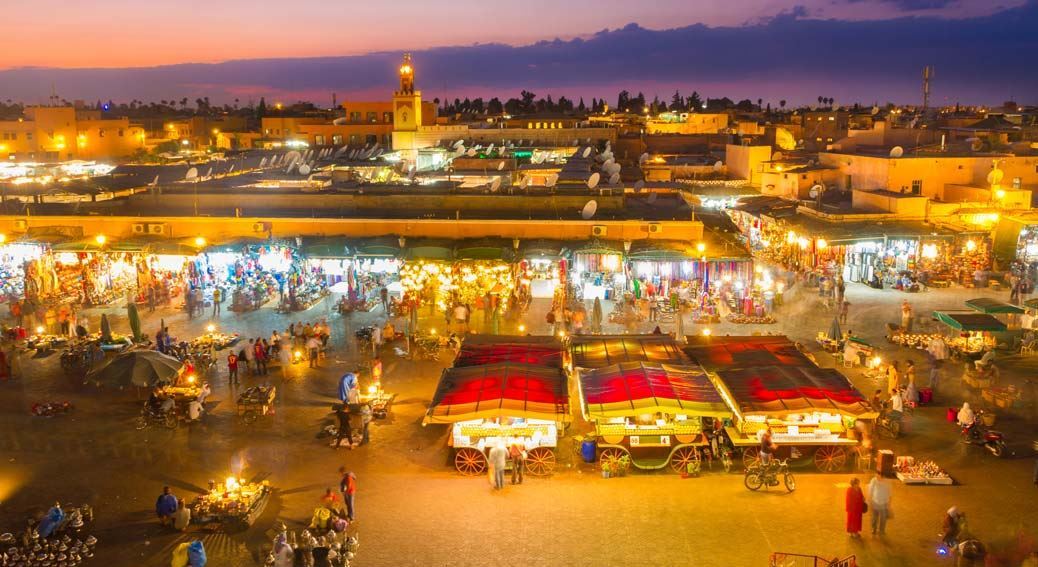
683, 336, 812, 371
579, 362, 731, 419
423, 363, 570, 424
569, 335, 689, 369
714, 365, 876, 417
455, 343, 565, 368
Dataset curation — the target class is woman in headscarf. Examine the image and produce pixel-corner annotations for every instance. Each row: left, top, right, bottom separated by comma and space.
272, 533, 294, 567
845, 477, 865, 538
957, 402, 975, 427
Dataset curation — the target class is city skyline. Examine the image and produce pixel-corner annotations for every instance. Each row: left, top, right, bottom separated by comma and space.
2, 1, 1036, 107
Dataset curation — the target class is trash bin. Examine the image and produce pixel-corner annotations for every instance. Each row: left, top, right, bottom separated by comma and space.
581, 438, 597, 463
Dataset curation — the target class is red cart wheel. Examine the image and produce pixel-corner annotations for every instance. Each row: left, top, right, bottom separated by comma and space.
741, 447, 761, 470
525, 447, 556, 476
669, 446, 700, 473
599, 447, 628, 470
454, 448, 487, 476
814, 446, 847, 472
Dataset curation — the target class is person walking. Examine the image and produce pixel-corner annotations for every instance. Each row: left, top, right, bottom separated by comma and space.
307, 334, 321, 368
338, 468, 356, 521
227, 351, 239, 385
359, 404, 372, 446
243, 339, 256, 376
147, 284, 156, 313
900, 300, 913, 332
212, 287, 222, 317
886, 362, 901, 396
333, 404, 353, 449
254, 338, 268, 375
155, 486, 178, 528
839, 300, 850, 325
509, 441, 526, 485
279, 342, 292, 377
371, 323, 382, 359
866, 472, 892, 536
379, 286, 389, 314
845, 477, 865, 538
488, 442, 508, 490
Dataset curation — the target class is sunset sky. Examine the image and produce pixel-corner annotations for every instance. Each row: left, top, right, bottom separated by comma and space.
2, 0, 1034, 105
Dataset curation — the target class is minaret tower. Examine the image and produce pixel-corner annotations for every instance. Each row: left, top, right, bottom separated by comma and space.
392, 53, 423, 161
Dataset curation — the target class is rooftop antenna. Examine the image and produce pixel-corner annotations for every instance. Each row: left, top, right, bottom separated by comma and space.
922, 65, 934, 113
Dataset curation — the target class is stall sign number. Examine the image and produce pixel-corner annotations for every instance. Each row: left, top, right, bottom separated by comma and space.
630, 435, 669, 447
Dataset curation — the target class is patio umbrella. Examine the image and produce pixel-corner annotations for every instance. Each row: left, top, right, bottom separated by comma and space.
88, 350, 183, 388
827, 317, 842, 342
592, 298, 603, 334
127, 303, 142, 343
100, 314, 112, 343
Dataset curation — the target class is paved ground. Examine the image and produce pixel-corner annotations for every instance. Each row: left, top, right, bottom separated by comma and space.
0, 277, 1036, 566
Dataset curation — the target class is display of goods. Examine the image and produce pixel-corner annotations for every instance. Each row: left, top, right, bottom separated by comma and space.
894, 456, 952, 484
726, 313, 776, 325
891, 333, 942, 349
240, 385, 275, 404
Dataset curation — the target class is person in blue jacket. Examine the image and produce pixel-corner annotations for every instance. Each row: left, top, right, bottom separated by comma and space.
156, 486, 178, 527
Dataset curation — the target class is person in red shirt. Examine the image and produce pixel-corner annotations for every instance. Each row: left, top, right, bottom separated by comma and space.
227, 352, 239, 385
338, 467, 356, 521
254, 338, 268, 375
845, 477, 865, 538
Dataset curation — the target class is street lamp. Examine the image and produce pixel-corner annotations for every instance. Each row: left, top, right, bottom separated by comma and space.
194, 236, 206, 247
95, 234, 107, 246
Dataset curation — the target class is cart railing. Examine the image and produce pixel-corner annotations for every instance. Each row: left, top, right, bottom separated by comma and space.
770, 553, 856, 567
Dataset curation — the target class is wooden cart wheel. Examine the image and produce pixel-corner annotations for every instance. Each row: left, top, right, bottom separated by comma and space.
525, 447, 556, 477
669, 446, 700, 474
741, 447, 761, 470
814, 446, 847, 472
454, 448, 487, 476
599, 447, 628, 470
240, 411, 258, 425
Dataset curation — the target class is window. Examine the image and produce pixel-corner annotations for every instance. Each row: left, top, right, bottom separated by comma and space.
801, 174, 808, 180
118, 129, 124, 137
366, 112, 377, 123
527, 123, 532, 129
332, 134, 343, 145
25, 132, 32, 141
911, 179, 922, 195
315, 135, 325, 146
99, 129, 105, 138
349, 112, 361, 122
1013, 177, 1022, 189
383, 112, 392, 123
349, 134, 359, 145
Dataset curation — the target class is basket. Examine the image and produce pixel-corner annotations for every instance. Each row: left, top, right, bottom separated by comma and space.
981, 413, 996, 427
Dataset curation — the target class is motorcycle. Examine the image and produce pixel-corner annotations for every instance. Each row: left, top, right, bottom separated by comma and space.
876, 410, 902, 439
135, 404, 178, 430
31, 401, 74, 417
744, 458, 796, 492
960, 411, 1006, 457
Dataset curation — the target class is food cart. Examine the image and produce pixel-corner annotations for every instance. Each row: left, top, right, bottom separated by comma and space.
684, 336, 877, 472
189, 477, 272, 531
423, 362, 570, 477
237, 385, 276, 424
932, 311, 1004, 360
578, 361, 732, 472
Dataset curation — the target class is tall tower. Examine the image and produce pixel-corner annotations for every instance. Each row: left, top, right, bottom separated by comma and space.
393, 53, 422, 132
922, 65, 933, 112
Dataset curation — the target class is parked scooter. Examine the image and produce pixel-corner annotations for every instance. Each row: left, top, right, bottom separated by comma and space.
960, 410, 1007, 458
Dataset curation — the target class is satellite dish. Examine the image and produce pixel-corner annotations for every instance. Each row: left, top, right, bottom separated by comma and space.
809, 184, 824, 199
608, 163, 622, 175
486, 143, 495, 153
149, 175, 159, 187
772, 152, 783, 161
713, 161, 723, 171
205, 167, 213, 178
185, 167, 198, 180
871, 106, 880, 115
453, 139, 465, 148
601, 150, 613, 161
647, 192, 658, 204
585, 137, 591, 144
299, 164, 312, 176
546, 174, 558, 188
333, 117, 348, 125
638, 152, 649, 165
970, 138, 985, 152
633, 180, 645, 193
602, 158, 615, 169
518, 177, 529, 189
889, 146, 904, 158
284, 150, 302, 163
581, 200, 598, 220
490, 178, 502, 192
497, 161, 505, 171
608, 172, 620, 185
581, 147, 592, 159
286, 162, 297, 174
987, 168, 1004, 186
259, 157, 268, 167
587, 172, 600, 189
228, 164, 234, 173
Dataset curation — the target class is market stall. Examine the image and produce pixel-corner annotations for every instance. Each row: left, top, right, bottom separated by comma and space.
516, 240, 569, 300
568, 334, 689, 371
686, 336, 877, 472
571, 240, 625, 301
423, 362, 570, 476
932, 311, 1004, 360
203, 238, 295, 312
340, 237, 403, 312
894, 456, 953, 485
578, 361, 732, 472
189, 476, 273, 531
964, 297, 1024, 330
454, 335, 565, 368
0, 240, 47, 303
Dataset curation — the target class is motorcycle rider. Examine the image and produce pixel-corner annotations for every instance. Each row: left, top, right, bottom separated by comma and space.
759, 426, 777, 467
942, 506, 966, 547
957, 402, 976, 428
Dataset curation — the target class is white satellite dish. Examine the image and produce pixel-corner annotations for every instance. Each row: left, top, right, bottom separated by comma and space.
638, 152, 649, 165
333, 117, 348, 126
453, 139, 465, 148
772, 152, 783, 161
228, 164, 234, 173
603, 157, 615, 168
633, 180, 645, 193
581, 147, 592, 159
490, 177, 502, 192
587, 172, 600, 190
374, 148, 384, 158
608, 173, 620, 185
518, 177, 529, 189
970, 138, 985, 152
299, 164, 312, 175
608, 163, 622, 175
581, 200, 598, 220
546, 174, 558, 188
497, 161, 505, 171
259, 157, 268, 168
185, 167, 198, 180
286, 162, 297, 174
809, 184, 824, 199
205, 167, 213, 178
713, 161, 723, 171
889, 146, 904, 158
987, 168, 1004, 186
486, 143, 495, 153
284, 150, 302, 163
600, 150, 613, 161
